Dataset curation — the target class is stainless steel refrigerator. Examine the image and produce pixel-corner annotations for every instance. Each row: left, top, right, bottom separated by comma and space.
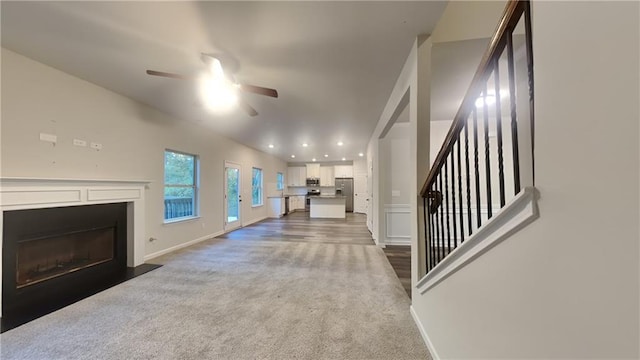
335, 178, 354, 212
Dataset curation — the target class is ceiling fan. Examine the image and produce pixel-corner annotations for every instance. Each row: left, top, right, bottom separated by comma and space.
146, 54, 278, 117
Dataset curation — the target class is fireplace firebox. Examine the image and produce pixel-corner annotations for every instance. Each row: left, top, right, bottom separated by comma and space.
16, 227, 116, 288
2, 203, 127, 329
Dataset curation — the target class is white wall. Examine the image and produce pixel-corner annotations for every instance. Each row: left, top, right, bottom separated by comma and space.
367, 41, 418, 246
429, 1, 508, 44
412, 1, 640, 358
429, 120, 452, 167
378, 120, 412, 245
1, 48, 287, 259
380, 121, 411, 205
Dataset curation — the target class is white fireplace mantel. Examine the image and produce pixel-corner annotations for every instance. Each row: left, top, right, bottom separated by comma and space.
0, 177, 151, 316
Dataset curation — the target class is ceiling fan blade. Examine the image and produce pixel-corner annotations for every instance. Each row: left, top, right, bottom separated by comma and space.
239, 84, 278, 98
146, 70, 191, 80
237, 98, 258, 117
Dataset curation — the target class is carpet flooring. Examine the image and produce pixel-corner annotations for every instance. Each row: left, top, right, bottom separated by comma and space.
0, 213, 429, 360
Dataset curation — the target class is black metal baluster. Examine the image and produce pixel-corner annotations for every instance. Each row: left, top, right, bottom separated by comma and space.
429, 187, 436, 270
450, 150, 457, 250
482, 85, 493, 219
473, 108, 482, 228
423, 196, 430, 270
507, 32, 521, 194
525, 2, 535, 185
444, 156, 451, 255
457, 137, 465, 243
432, 177, 439, 265
438, 172, 445, 262
465, 120, 472, 236
493, 58, 506, 207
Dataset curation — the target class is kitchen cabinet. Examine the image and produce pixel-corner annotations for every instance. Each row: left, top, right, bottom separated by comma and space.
306, 163, 320, 178
287, 195, 306, 211
334, 165, 353, 178
267, 197, 285, 218
287, 166, 307, 187
296, 195, 306, 210
320, 166, 334, 187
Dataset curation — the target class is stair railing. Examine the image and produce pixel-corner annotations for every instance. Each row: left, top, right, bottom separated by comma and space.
422, 0, 534, 272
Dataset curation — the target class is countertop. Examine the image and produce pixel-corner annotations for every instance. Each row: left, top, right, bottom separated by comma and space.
311, 195, 345, 199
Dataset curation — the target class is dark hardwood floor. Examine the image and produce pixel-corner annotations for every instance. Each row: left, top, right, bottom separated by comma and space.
218, 211, 412, 298
383, 245, 412, 298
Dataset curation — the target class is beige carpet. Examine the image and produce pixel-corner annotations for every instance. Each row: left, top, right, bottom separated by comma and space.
1, 231, 429, 359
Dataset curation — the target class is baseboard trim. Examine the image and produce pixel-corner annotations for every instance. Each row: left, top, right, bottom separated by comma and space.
144, 230, 224, 261
242, 216, 267, 227
384, 237, 411, 246
410, 305, 440, 360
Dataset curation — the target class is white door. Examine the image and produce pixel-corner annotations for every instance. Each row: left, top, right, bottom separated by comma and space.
224, 161, 242, 232
367, 161, 373, 232
354, 172, 367, 214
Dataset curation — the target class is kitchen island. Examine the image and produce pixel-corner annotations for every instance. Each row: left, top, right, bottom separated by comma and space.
309, 196, 346, 219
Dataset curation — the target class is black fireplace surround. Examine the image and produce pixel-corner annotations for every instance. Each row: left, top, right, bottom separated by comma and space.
2, 203, 128, 330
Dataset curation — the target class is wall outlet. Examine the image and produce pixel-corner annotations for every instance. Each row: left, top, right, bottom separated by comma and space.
90, 142, 103, 150
39, 133, 57, 143
73, 139, 87, 147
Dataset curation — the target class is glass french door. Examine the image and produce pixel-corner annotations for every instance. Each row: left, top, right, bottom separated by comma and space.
224, 162, 242, 232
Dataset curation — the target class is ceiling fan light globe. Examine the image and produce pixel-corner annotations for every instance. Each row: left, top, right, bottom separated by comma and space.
199, 74, 238, 112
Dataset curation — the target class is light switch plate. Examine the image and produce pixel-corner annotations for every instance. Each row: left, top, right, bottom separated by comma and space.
73, 139, 87, 147
39, 133, 57, 143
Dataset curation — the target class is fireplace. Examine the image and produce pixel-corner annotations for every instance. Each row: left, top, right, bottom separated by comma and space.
0, 178, 150, 331
2, 203, 128, 327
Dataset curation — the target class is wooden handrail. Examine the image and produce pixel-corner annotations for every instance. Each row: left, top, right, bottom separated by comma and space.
420, 0, 528, 198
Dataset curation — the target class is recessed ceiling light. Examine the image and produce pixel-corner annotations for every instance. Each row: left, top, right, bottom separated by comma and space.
358, 152, 364, 157
302, 143, 308, 147
337, 141, 343, 146
268, 144, 274, 148
324, 154, 329, 158
291, 155, 295, 158
342, 157, 346, 161
312, 158, 316, 162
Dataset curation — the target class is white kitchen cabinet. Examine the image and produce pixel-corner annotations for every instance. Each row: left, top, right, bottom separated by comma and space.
267, 197, 285, 218
287, 167, 297, 186
287, 166, 307, 187
306, 163, 320, 178
334, 165, 353, 178
320, 166, 334, 187
287, 195, 305, 211
296, 195, 306, 210
298, 167, 307, 184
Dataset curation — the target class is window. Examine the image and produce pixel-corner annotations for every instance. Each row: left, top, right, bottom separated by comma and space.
164, 150, 198, 221
277, 172, 284, 191
252, 167, 263, 206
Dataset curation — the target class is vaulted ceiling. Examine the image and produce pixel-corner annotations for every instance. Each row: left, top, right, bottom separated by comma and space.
1, 1, 447, 163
